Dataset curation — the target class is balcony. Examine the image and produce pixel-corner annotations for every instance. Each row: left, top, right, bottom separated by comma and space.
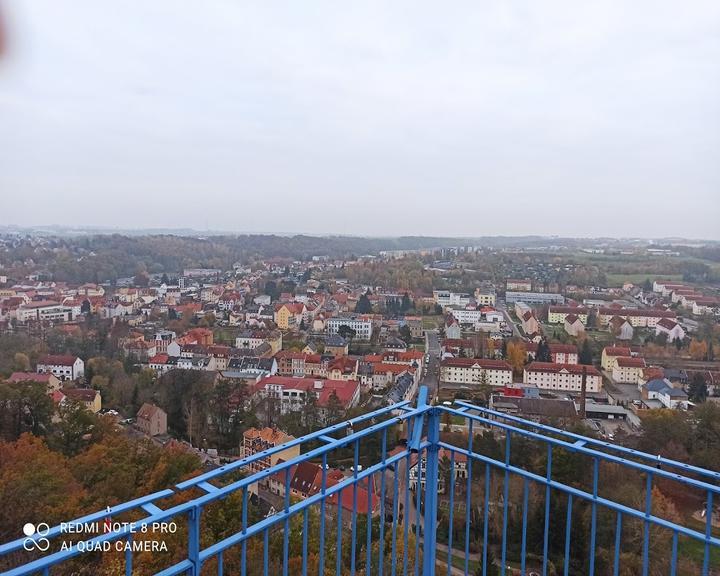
2, 386, 719, 575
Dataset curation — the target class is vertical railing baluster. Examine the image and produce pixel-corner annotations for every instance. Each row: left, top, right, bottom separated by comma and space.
564, 494, 573, 576
642, 473, 653, 576
542, 444, 553, 576
337, 486, 344, 576
703, 490, 713, 576
501, 432, 511, 576
125, 534, 132, 576
483, 464, 490, 576
242, 486, 248, 576
284, 467, 291, 576
465, 419, 474, 576
188, 506, 201, 576
263, 528, 269, 576
589, 458, 599, 576
670, 530, 678, 576
391, 449, 400, 576
521, 478, 529, 576
613, 512, 622, 576
414, 447, 423, 576
404, 451, 411, 576
302, 507, 309, 576
352, 439, 359, 576
422, 408, 440, 576
380, 428, 388, 576
320, 452, 328, 576
367, 470, 374, 576
218, 550, 223, 576
447, 451, 456, 576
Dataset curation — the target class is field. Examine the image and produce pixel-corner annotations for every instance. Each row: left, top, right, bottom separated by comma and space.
604, 273, 683, 287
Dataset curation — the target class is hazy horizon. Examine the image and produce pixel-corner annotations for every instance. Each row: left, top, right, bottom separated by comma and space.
1, 1, 719, 238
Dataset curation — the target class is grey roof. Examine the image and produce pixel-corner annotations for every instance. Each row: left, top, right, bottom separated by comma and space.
325, 334, 347, 347
645, 378, 688, 398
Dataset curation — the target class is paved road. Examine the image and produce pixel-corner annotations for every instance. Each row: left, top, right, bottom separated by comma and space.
421, 329, 441, 400
496, 298, 522, 338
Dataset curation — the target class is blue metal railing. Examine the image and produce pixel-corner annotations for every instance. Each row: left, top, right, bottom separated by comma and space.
1, 386, 719, 575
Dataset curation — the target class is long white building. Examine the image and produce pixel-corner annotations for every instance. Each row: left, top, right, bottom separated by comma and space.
440, 358, 513, 387
523, 362, 602, 393
325, 317, 373, 341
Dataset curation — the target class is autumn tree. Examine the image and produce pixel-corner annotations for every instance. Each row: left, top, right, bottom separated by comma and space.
12, 352, 30, 372
0, 434, 86, 543
506, 341, 527, 376
689, 339, 708, 360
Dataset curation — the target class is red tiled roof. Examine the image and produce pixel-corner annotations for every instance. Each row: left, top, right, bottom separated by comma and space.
256, 376, 359, 407
603, 346, 631, 357
38, 354, 79, 367
615, 357, 646, 368
656, 318, 679, 330
598, 308, 676, 318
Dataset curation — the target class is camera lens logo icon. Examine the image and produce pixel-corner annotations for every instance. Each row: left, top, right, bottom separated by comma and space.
22, 523, 50, 552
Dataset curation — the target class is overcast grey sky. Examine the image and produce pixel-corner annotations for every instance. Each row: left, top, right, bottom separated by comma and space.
1, 1, 718, 238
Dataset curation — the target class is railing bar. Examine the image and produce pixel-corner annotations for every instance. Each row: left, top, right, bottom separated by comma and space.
703, 491, 713, 576
414, 445, 422, 576
391, 453, 400, 576
302, 508, 309, 576
465, 419, 474, 576
403, 451, 411, 576
188, 506, 201, 576
320, 452, 327, 576
501, 432, 511, 576
521, 478, 529, 576
564, 494, 573, 576
589, 457, 599, 576
352, 439, 359, 576
241, 487, 248, 576
542, 444, 552, 576
141, 502, 164, 515
337, 486, 344, 576
446, 451, 456, 576
670, 530, 678, 576
283, 467, 291, 576
422, 408, 440, 576
408, 387, 428, 452
125, 533, 132, 576
483, 463, 490, 576
367, 470, 373, 576
263, 528, 269, 576
613, 512, 622, 576
642, 473, 652, 576
379, 428, 387, 576
217, 550, 223, 576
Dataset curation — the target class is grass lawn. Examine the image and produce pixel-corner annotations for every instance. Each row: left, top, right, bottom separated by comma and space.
677, 536, 720, 569
435, 549, 481, 573
605, 273, 683, 287
422, 315, 442, 329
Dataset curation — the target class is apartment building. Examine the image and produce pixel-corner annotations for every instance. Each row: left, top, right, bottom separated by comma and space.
440, 358, 513, 387
523, 362, 602, 392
